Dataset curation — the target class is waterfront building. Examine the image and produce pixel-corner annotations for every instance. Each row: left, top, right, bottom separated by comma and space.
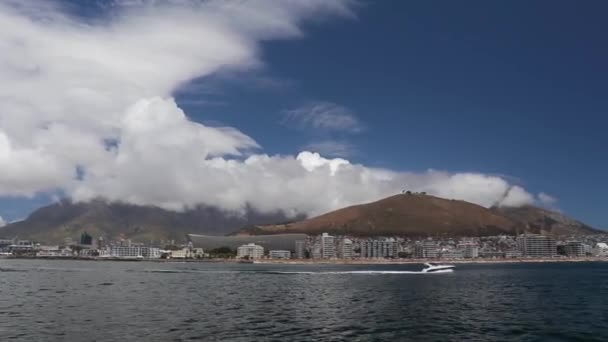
168, 247, 205, 259
80, 232, 93, 246
237, 243, 265, 259
479, 250, 505, 258
140, 247, 161, 259
594, 243, 608, 257
8, 240, 35, 255
423, 240, 438, 258
109, 246, 143, 258
171, 248, 190, 259
441, 249, 464, 259
188, 233, 307, 252
584, 244, 593, 256
338, 238, 354, 259
269, 250, 291, 259
517, 234, 557, 257
414, 240, 439, 259
294, 240, 306, 259
97, 237, 106, 249
37, 246, 73, 257
311, 241, 322, 259
564, 241, 585, 257
191, 248, 206, 258
0, 239, 13, 251
360, 239, 398, 258
321, 233, 335, 259
463, 245, 479, 258
505, 250, 523, 258
104, 246, 161, 259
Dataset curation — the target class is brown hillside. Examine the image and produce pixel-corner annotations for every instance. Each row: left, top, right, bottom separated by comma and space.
491, 205, 601, 236
247, 194, 518, 237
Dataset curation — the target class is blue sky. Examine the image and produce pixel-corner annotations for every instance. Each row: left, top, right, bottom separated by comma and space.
172, 1, 608, 227
0, 0, 606, 228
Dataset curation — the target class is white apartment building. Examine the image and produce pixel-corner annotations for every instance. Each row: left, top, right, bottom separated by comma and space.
517, 234, 556, 257
295, 240, 306, 259
36, 246, 73, 257
101, 246, 161, 259
237, 243, 265, 259
269, 250, 291, 259
338, 238, 354, 259
321, 233, 335, 259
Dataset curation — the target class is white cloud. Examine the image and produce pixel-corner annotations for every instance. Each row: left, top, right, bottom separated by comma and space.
0, 0, 548, 218
303, 140, 357, 158
0, 216, 5, 228
499, 186, 536, 207
538, 192, 557, 206
283, 102, 364, 133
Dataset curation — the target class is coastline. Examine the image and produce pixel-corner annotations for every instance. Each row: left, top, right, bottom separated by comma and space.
3, 256, 608, 265
251, 257, 608, 265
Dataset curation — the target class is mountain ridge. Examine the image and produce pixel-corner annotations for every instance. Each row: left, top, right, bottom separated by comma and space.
0, 198, 303, 244
238, 194, 601, 237
0, 195, 600, 243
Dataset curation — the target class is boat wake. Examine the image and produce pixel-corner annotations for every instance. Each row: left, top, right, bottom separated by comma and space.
140, 269, 453, 275
265, 270, 453, 275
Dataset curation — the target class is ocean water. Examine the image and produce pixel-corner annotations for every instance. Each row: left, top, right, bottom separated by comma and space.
1, 260, 608, 341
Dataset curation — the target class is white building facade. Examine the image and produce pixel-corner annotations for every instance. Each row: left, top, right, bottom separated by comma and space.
237, 243, 265, 259
321, 233, 335, 259
269, 250, 291, 259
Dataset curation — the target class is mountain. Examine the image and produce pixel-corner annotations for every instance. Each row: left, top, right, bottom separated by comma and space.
238, 194, 516, 237
238, 194, 600, 237
1, 195, 599, 244
0, 199, 302, 244
491, 205, 601, 236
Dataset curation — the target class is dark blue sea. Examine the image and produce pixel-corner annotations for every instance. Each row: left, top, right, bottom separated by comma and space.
1, 260, 608, 341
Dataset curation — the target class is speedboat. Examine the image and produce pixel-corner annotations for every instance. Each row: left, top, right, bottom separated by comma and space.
421, 262, 455, 273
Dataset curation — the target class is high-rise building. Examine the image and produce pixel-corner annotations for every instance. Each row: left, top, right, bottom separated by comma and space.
295, 240, 306, 259
564, 241, 585, 257
360, 239, 398, 258
321, 233, 335, 259
415, 240, 439, 258
338, 238, 354, 259
463, 245, 479, 259
517, 234, 556, 257
237, 243, 265, 259
80, 232, 93, 246
311, 241, 322, 259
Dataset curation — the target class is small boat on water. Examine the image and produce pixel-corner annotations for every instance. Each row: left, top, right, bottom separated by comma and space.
238, 259, 255, 264
421, 262, 455, 273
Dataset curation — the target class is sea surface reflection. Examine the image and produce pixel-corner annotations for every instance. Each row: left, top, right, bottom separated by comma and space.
1, 260, 608, 341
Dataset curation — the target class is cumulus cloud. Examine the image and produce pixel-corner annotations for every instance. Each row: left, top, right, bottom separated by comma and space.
303, 140, 357, 158
0, 0, 547, 219
283, 102, 364, 133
